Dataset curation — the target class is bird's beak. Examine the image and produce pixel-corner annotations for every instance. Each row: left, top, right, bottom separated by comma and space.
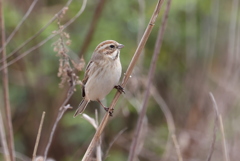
117, 44, 124, 49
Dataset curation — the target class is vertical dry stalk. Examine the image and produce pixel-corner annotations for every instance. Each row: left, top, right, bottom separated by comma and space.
128, 0, 171, 160
0, 1, 15, 161
206, 102, 218, 161
0, 111, 10, 161
81, 0, 164, 160
209, 93, 230, 161
79, 0, 106, 57
43, 104, 72, 161
103, 127, 127, 160
32, 112, 46, 161
172, 134, 183, 161
150, 86, 183, 160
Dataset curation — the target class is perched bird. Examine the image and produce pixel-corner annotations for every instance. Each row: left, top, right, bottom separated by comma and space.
74, 40, 124, 117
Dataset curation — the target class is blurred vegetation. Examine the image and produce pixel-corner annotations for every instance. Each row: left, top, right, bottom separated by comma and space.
1, 0, 240, 160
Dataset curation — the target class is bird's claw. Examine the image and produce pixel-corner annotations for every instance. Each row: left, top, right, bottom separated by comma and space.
104, 107, 114, 116
114, 85, 125, 94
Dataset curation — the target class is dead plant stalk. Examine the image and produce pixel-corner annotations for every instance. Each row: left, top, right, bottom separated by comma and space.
81, 0, 165, 160
209, 93, 229, 161
0, 0, 15, 160
32, 112, 46, 161
128, 0, 171, 160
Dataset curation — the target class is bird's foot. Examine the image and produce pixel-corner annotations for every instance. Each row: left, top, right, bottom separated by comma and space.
114, 85, 125, 94
104, 107, 114, 116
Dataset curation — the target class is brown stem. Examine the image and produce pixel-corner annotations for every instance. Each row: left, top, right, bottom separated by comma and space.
79, 0, 106, 57
209, 93, 229, 161
0, 111, 10, 161
128, 0, 171, 160
0, 0, 15, 161
32, 112, 46, 161
43, 88, 74, 161
81, 0, 165, 160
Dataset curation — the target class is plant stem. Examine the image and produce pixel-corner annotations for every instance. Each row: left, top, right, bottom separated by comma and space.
0, 0, 15, 160
128, 0, 171, 160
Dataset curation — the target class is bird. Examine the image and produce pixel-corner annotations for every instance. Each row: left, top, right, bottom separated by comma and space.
74, 40, 124, 117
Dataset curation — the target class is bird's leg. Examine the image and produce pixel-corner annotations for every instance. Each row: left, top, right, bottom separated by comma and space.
114, 85, 125, 94
97, 99, 114, 116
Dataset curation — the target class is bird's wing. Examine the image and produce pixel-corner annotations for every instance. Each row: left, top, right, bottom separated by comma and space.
81, 61, 98, 97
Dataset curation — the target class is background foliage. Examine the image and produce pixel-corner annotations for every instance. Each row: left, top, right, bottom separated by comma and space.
1, 0, 240, 160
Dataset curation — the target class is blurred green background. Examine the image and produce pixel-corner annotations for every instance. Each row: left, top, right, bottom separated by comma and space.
1, 0, 240, 160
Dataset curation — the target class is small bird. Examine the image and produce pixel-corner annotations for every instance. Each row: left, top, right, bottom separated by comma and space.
74, 40, 124, 117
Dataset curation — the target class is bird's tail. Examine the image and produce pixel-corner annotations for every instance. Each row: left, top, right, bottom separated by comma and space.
73, 99, 89, 117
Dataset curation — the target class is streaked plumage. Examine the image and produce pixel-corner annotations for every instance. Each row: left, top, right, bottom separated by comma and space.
74, 40, 124, 117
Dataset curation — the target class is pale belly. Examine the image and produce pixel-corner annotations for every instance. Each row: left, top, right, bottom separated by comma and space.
84, 61, 121, 101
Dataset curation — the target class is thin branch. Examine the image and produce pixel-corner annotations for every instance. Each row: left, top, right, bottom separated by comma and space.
150, 86, 183, 160
209, 93, 230, 161
79, 0, 106, 57
206, 94, 218, 161
128, 0, 171, 160
82, 112, 102, 161
43, 6, 86, 157
0, 0, 39, 53
0, 0, 15, 160
32, 111, 46, 161
0, 0, 73, 64
0, 111, 10, 161
0, 0, 88, 71
172, 134, 183, 161
81, 0, 165, 160
95, 110, 102, 161
82, 114, 97, 129
43, 104, 72, 161
103, 127, 128, 160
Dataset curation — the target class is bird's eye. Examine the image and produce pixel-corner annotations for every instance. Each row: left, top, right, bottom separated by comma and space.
110, 45, 115, 48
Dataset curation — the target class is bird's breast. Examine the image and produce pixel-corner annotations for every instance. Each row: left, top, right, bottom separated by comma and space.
85, 59, 122, 101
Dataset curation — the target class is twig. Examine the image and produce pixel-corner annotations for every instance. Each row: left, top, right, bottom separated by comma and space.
95, 110, 102, 161
128, 0, 171, 160
82, 111, 102, 161
79, 0, 106, 57
0, 0, 73, 64
172, 134, 183, 161
0, 1, 15, 160
206, 101, 218, 161
82, 114, 97, 129
0, 0, 88, 71
150, 86, 183, 160
43, 6, 86, 157
209, 93, 230, 161
81, 0, 165, 160
32, 111, 46, 161
43, 104, 72, 161
103, 127, 128, 160
0, 111, 10, 161
0, 0, 39, 53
